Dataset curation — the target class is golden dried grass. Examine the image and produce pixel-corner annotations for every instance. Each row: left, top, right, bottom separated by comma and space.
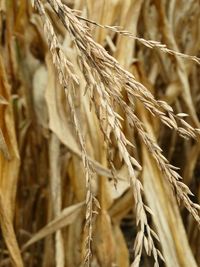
0, 0, 200, 267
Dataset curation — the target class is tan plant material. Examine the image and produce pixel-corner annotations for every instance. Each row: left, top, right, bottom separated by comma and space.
22, 202, 84, 250
75, 15, 200, 65
33, 0, 200, 266
0, 0, 200, 267
0, 54, 22, 267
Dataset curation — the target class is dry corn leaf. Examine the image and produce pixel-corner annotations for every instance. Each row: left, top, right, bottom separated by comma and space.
23, 202, 84, 250
94, 211, 116, 267
0, 54, 22, 267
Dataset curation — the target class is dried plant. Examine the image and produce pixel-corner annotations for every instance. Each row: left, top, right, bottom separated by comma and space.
33, 1, 98, 264
32, 0, 200, 266
0, 0, 200, 267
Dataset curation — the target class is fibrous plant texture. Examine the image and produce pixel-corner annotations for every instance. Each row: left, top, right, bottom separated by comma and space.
0, 1, 200, 267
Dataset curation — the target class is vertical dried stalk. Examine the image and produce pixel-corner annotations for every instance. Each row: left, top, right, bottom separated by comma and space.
49, 134, 64, 267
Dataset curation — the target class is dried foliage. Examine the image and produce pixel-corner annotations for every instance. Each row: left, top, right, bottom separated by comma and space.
0, 0, 200, 267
